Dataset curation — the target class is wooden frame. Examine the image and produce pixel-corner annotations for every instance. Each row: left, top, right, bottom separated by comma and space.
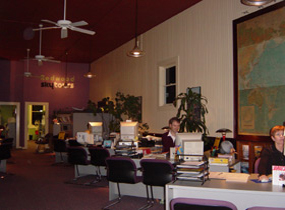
233, 1, 285, 141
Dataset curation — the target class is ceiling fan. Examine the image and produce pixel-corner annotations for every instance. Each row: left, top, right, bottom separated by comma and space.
21, 49, 41, 78
33, 0, 95, 39
32, 24, 60, 66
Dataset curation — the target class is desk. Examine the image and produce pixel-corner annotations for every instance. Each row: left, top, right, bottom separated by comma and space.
166, 174, 285, 210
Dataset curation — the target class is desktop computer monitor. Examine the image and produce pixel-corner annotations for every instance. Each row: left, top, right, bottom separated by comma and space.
182, 140, 204, 156
77, 132, 94, 145
120, 121, 138, 141
88, 122, 103, 141
176, 133, 202, 146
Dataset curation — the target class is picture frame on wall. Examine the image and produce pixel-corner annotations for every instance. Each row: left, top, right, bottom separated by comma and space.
233, 1, 285, 140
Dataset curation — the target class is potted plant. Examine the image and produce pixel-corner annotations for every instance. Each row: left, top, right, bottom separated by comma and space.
173, 87, 209, 142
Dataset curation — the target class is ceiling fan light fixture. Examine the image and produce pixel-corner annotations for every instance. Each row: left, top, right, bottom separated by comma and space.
241, 0, 274, 6
84, 71, 96, 78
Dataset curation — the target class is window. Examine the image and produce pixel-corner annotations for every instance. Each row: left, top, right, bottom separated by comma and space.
158, 56, 179, 107
165, 66, 176, 104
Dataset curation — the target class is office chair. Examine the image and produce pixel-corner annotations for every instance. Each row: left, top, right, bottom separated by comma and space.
254, 157, 261, 174
68, 139, 83, 147
0, 142, 12, 178
170, 197, 238, 210
88, 146, 110, 184
52, 138, 67, 165
102, 157, 142, 210
67, 146, 90, 182
139, 159, 176, 210
2, 138, 14, 149
35, 133, 52, 153
247, 207, 285, 210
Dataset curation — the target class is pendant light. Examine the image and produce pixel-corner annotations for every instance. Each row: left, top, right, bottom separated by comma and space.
84, 63, 96, 78
241, 0, 274, 6
63, 51, 69, 88
84, 39, 96, 78
127, 0, 145, 57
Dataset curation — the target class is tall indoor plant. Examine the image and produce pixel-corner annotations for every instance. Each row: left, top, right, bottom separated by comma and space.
173, 87, 208, 135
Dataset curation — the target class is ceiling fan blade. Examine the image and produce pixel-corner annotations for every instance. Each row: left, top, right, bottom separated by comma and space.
61, 28, 68, 38
45, 59, 61, 63
33, 26, 60, 31
42, 19, 58, 26
70, 21, 88, 27
69, 26, 95, 35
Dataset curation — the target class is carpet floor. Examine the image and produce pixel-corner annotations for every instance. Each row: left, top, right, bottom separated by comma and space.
0, 141, 164, 210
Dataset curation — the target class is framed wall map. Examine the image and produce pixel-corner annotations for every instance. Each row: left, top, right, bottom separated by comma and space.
233, 2, 285, 140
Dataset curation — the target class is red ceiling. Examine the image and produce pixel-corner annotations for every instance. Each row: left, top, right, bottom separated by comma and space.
0, 0, 201, 63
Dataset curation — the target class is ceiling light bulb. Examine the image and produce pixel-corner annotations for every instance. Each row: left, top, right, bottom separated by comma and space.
84, 71, 96, 78
127, 45, 145, 58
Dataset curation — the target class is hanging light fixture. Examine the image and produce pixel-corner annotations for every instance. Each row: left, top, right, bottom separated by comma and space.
84, 63, 96, 78
241, 0, 274, 6
63, 51, 69, 88
127, 0, 145, 58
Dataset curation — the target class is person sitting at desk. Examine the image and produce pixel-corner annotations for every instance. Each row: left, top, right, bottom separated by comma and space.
162, 117, 180, 153
258, 125, 285, 181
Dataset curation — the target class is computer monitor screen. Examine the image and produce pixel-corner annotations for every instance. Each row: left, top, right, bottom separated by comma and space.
120, 121, 138, 141
182, 140, 204, 155
176, 133, 202, 146
77, 132, 94, 145
88, 122, 103, 136
103, 140, 113, 148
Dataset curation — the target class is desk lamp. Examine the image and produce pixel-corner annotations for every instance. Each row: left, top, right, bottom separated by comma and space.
161, 126, 169, 132
216, 128, 232, 141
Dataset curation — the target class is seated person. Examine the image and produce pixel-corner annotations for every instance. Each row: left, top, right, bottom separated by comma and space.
85, 123, 91, 134
258, 125, 285, 181
162, 117, 180, 153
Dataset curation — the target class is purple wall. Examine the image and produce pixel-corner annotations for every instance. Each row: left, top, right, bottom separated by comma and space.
0, 59, 11, 101
6, 60, 90, 146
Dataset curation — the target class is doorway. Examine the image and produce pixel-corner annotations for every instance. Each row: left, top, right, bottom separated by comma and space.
24, 102, 49, 149
0, 102, 20, 148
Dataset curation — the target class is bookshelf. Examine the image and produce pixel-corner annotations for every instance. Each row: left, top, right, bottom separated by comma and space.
237, 139, 271, 173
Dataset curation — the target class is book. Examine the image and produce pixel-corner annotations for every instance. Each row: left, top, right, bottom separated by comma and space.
208, 157, 229, 165
272, 165, 285, 186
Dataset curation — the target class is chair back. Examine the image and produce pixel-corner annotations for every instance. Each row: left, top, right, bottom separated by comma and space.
170, 197, 238, 210
254, 157, 261, 174
106, 157, 141, 184
53, 138, 67, 153
140, 159, 174, 186
88, 147, 110, 167
2, 138, 13, 149
67, 146, 89, 165
68, 139, 83, 147
0, 143, 12, 160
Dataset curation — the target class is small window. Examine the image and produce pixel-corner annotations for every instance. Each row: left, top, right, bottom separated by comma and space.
165, 66, 176, 104
158, 57, 179, 107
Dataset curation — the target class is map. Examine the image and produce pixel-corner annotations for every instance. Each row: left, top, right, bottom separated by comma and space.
237, 6, 285, 135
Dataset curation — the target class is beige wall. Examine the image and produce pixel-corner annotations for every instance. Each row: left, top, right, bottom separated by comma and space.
89, 0, 282, 136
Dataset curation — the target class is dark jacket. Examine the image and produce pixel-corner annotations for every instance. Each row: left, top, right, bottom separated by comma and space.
258, 144, 285, 176
162, 132, 175, 153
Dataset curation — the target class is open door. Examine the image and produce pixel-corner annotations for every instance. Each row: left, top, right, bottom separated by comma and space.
24, 102, 49, 149
0, 102, 20, 148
